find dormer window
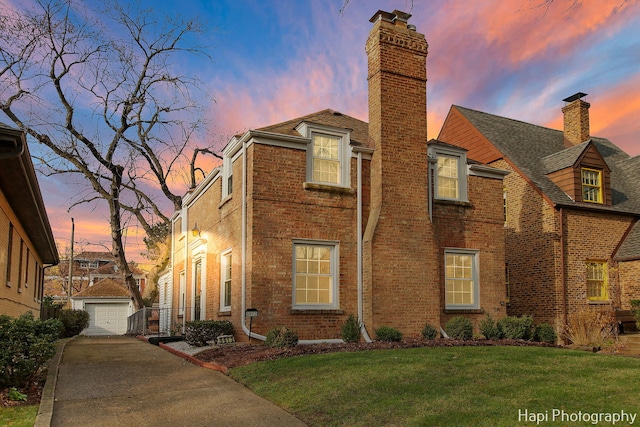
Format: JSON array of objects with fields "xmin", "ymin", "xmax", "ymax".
[
  {"xmin": 581, "ymin": 168, "xmax": 602, "ymax": 204},
  {"xmin": 312, "ymin": 134, "xmax": 341, "ymax": 184},
  {"xmin": 296, "ymin": 121, "xmax": 352, "ymax": 189},
  {"xmin": 429, "ymin": 143, "xmax": 468, "ymax": 202}
]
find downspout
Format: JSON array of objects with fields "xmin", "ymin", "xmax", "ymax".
[
  {"xmin": 357, "ymin": 151, "xmax": 373, "ymax": 342},
  {"xmin": 240, "ymin": 138, "xmax": 266, "ymax": 341}
]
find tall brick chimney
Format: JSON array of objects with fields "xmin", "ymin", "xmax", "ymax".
[
  {"xmin": 562, "ymin": 92, "xmax": 590, "ymax": 147},
  {"xmin": 363, "ymin": 10, "xmax": 439, "ymax": 334}
]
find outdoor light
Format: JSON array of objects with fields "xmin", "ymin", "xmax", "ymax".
[{"xmin": 191, "ymin": 223, "xmax": 200, "ymax": 237}]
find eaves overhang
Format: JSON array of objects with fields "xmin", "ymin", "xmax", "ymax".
[{"xmin": 0, "ymin": 125, "xmax": 59, "ymax": 265}]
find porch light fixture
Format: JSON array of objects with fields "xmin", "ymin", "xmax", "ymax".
[{"xmin": 191, "ymin": 223, "xmax": 200, "ymax": 237}]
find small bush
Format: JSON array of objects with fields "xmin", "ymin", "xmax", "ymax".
[
  {"xmin": 445, "ymin": 316, "xmax": 473, "ymax": 340},
  {"xmin": 375, "ymin": 326, "xmax": 403, "ymax": 342},
  {"xmin": 265, "ymin": 326, "xmax": 299, "ymax": 348},
  {"xmin": 0, "ymin": 312, "xmax": 63, "ymax": 389},
  {"xmin": 534, "ymin": 323, "xmax": 557, "ymax": 344},
  {"xmin": 480, "ymin": 314, "xmax": 503, "ymax": 340},
  {"xmin": 341, "ymin": 314, "xmax": 361, "ymax": 343},
  {"xmin": 421, "ymin": 323, "xmax": 438, "ymax": 340},
  {"xmin": 498, "ymin": 315, "xmax": 534, "ymax": 340},
  {"xmin": 185, "ymin": 320, "xmax": 235, "ymax": 346},
  {"xmin": 57, "ymin": 309, "xmax": 90, "ymax": 337}
]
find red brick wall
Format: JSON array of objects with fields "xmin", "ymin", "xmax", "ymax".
[
  {"xmin": 364, "ymin": 14, "xmax": 440, "ymax": 337},
  {"xmin": 619, "ymin": 260, "xmax": 640, "ymax": 309},
  {"xmin": 434, "ymin": 174, "xmax": 507, "ymax": 330}
]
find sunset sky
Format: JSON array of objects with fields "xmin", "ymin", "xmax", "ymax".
[{"xmin": 2, "ymin": 0, "xmax": 640, "ymax": 261}]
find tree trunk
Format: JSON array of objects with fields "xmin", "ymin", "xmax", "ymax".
[{"xmin": 109, "ymin": 168, "xmax": 144, "ymax": 309}]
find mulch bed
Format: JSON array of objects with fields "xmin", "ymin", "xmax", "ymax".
[
  {"xmin": 194, "ymin": 338, "xmax": 560, "ymax": 369},
  {"xmin": 0, "ymin": 374, "xmax": 45, "ymax": 408}
]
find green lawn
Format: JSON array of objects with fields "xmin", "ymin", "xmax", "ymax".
[
  {"xmin": 229, "ymin": 346, "xmax": 640, "ymax": 426},
  {"xmin": 0, "ymin": 405, "xmax": 38, "ymax": 427}
]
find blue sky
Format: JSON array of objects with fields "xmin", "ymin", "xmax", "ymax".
[{"xmin": 2, "ymin": 0, "xmax": 640, "ymax": 258}]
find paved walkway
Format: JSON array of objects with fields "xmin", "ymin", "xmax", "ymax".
[{"xmin": 37, "ymin": 336, "xmax": 306, "ymax": 427}]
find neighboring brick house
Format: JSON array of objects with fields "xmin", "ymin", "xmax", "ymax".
[
  {"xmin": 438, "ymin": 93, "xmax": 640, "ymax": 334},
  {"xmin": 0, "ymin": 123, "xmax": 59, "ymax": 317},
  {"xmin": 164, "ymin": 10, "xmax": 508, "ymax": 342}
]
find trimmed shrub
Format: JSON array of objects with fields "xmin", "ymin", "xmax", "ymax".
[
  {"xmin": 0, "ymin": 313, "xmax": 63, "ymax": 389},
  {"xmin": 534, "ymin": 323, "xmax": 557, "ymax": 344},
  {"xmin": 445, "ymin": 316, "xmax": 473, "ymax": 340},
  {"xmin": 421, "ymin": 323, "xmax": 438, "ymax": 340},
  {"xmin": 631, "ymin": 300, "xmax": 640, "ymax": 330},
  {"xmin": 479, "ymin": 314, "xmax": 503, "ymax": 340},
  {"xmin": 375, "ymin": 326, "xmax": 403, "ymax": 342},
  {"xmin": 265, "ymin": 326, "xmax": 299, "ymax": 348},
  {"xmin": 185, "ymin": 320, "xmax": 234, "ymax": 346},
  {"xmin": 341, "ymin": 314, "xmax": 361, "ymax": 343},
  {"xmin": 58, "ymin": 309, "xmax": 90, "ymax": 337},
  {"xmin": 498, "ymin": 315, "xmax": 534, "ymax": 340}
]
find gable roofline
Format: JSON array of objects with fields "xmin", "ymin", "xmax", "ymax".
[{"xmin": 450, "ymin": 105, "xmax": 640, "ymax": 215}]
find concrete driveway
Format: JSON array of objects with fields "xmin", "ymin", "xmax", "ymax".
[{"xmin": 38, "ymin": 336, "xmax": 306, "ymax": 427}]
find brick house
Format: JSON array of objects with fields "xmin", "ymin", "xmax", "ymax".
[
  {"xmin": 438, "ymin": 93, "xmax": 640, "ymax": 334},
  {"xmin": 164, "ymin": 10, "xmax": 508, "ymax": 342},
  {"xmin": 0, "ymin": 123, "xmax": 59, "ymax": 317}
]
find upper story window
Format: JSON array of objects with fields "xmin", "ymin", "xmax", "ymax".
[
  {"xmin": 222, "ymin": 155, "xmax": 233, "ymax": 198},
  {"xmin": 429, "ymin": 144, "xmax": 468, "ymax": 202},
  {"xmin": 79, "ymin": 261, "xmax": 100, "ymax": 269},
  {"xmin": 296, "ymin": 122, "xmax": 351, "ymax": 189},
  {"xmin": 581, "ymin": 168, "xmax": 602, "ymax": 204},
  {"xmin": 586, "ymin": 261, "xmax": 608, "ymax": 301},
  {"xmin": 312, "ymin": 134, "xmax": 341, "ymax": 184},
  {"xmin": 437, "ymin": 155, "xmax": 460, "ymax": 199}
]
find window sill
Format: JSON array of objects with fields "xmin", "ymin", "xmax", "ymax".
[
  {"xmin": 444, "ymin": 308, "xmax": 483, "ymax": 314},
  {"xmin": 217, "ymin": 310, "xmax": 231, "ymax": 317},
  {"xmin": 588, "ymin": 300, "xmax": 611, "ymax": 305},
  {"xmin": 434, "ymin": 199, "xmax": 472, "ymax": 208},
  {"xmin": 303, "ymin": 182, "xmax": 354, "ymax": 194},
  {"xmin": 290, "ymin": 308, "xmax": 344, "ymax": 315},
  {"xmin": 219, "ymin": 194, "xmax": 233, "ymax": 208}
]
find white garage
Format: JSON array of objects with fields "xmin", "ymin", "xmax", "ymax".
[{"xmin": 71, "ymin": 279, "xmax": 133, "ymax": 336}]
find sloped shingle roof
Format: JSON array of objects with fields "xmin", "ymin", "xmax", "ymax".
[
  {"xmin": 455, "ymin": 105, "xmax": 640, "ymax": 214},
  {"xmin": 72, "ymin": 278, "xmax": 129, "ymax": 298},
  {"xmin": 257, "ymin": 109, "xmax": 372, "ymax": 148}
]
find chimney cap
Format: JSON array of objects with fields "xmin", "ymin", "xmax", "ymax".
[
  {"xmin": 369, "ymin": 9, "xmax": 412, "ymax": 24},
  {"xmin": 562, "ymin": 92, "xmax": 588, "ymax": 103}
]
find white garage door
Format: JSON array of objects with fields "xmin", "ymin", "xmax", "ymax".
[{"xmin": 85, "ymin": 303, "xmax": 129, "ymax": 336}]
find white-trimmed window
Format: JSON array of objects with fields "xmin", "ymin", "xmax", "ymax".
[
  {"xmin": 178, "ymin": 271, "xmax": 186, "ymax": 317},
  {"xmin": 297, "ymin": 122, "xmax": 351, "ymax": 188},
  {"xmin": 293, "ymin": 240, "xmax": 339, "ymax": 309},
  {"xmin": 222, "ymin": 155, "xmax": 233, "ymax": 197},
  {"xmin": 429, "ymin": 145, "xmax": 468, "ymax": 202},
  {"xmin": 445, "ymin": 249, "xmax": 479, "ymax": 309},
  {"xmin": 220, "ymin": 250, "xmax": 232, "ymax": 311}
]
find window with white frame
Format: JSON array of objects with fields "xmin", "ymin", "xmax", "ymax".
[
  {"xmin": 293, "ymin": 240, "xmax": 339, "ymax": 309},
  {"xmin": 178, "ymin": 271, "xmax": 186, "ymax": 317},
  {"xmin": 429, "ymin": 145, "xmax": 468, "ymax": 202},
  {"xmin": 297, "ymin": 122, "xmax": 351, "ymax": 188},
  {"xmin": 222, "ymin": 155, "xmax": 233, "ymax": 197},
  {"xmin": 445, "ymin": 249, "xmax": 479, "ymax": 309},
  {"xmin": 220, "ymin": 250, "xmax": 232, "ymax": 311}
]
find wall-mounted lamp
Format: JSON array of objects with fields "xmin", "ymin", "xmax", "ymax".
[{"xmin": 191, "ymin": 223, "xmax": 200, "ymax": 237}]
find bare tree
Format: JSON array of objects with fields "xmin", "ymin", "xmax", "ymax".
[{"xmin": 0, "ymin": 0, "xmax": 218, "ymax": 308}]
